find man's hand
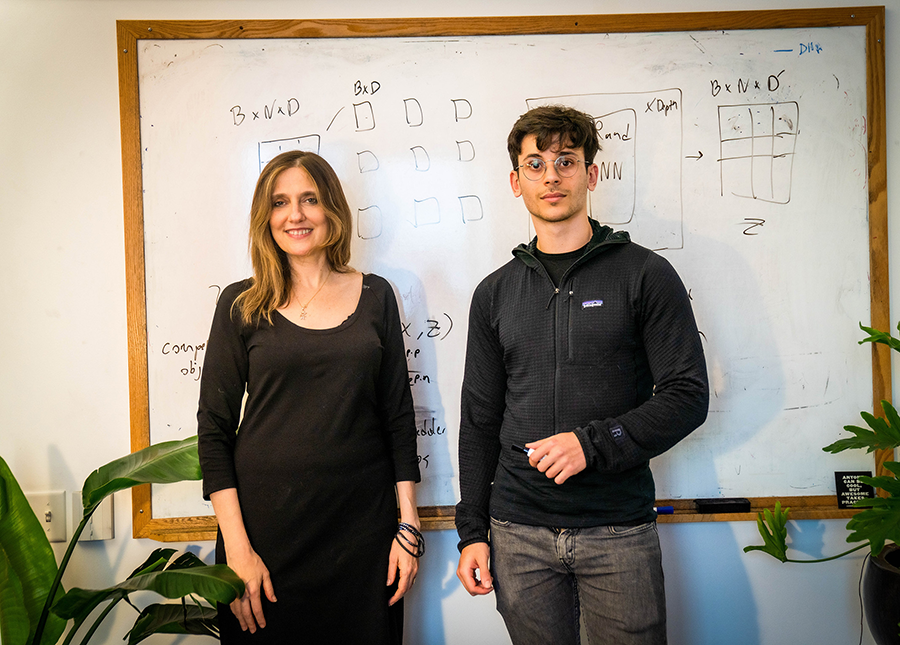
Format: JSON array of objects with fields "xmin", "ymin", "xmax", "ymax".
[
  {"xmin": 456, "ymin": 542, "xmax": 493, "ymax": 596},
  {"xmin": 526, "ymin": 432, "xmax": 587, "ymax": 484}
]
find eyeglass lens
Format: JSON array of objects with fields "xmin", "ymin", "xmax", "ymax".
[{"xmin": 520, "ymin": 155, "xmax": 583, "ymax": 180}]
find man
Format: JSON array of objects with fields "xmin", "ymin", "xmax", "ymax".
[{"xmin": 455, "ymin": 105, "xmax": 709, "ymax": 645}]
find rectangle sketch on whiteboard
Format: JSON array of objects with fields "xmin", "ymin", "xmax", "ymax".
[{"xmin": 718, "ymin": 101, "xmax": 799, "ymax": 203}]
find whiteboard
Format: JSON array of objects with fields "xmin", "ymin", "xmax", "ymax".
[{"xmin": 117, "ymin": 12, "xmax": 888, "ymax": 536}]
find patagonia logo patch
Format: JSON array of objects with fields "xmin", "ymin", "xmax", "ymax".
[{"xmin": 582, "ymin": 299, "xmax": 604, "ymax": 309}]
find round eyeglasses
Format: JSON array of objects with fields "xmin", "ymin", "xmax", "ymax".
[{"xmin": 515, "ymin": 154, "xmax": 589, "ymax": 181}]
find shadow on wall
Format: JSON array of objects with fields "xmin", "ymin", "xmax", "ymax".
[
  {"xmin": 403, "ymin": 529, "xmax": 456, "ymax": 645},
  {"xmin": 404, "ymin": 529, "xmax": 512, "ymax": 645},
  {"xmin": 661, "ymin": 522, "xmax": 759, "ymax": 645}
]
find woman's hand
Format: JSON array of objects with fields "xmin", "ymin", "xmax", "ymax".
[
  {"xmin": 210, "ymin": 488, "xmax": 277, "ymax": 633},
  {"xmin": 387, "ymin": 530, "xmax": 419, "ymax": 606},
  {"xmin": 226, "ymin": 544, "xmax": 277, "ymax": 632},
  {"xmin": 389, "ymin": 481, "xmax": 421, "ymax": 606}
]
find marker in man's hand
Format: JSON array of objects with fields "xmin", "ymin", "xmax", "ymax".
[{"xmin": 511, "ymin": 444, "xmax": 535, "ymax": 457}]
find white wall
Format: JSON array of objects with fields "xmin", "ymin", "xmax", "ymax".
[{"xmin": 0, "ymin": 1, "xmax": 896, "ymax": 644}]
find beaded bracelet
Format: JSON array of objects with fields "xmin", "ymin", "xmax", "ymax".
[{"xmin": 395, "ymin": 522, "xmax": 426, "ymax": 558}]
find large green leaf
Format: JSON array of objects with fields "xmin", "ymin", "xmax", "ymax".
[
  {"xmin": 52, "ymin": 586, "xmax": 126, "ymax": 622},
  {"xmin": 0, "ymin": 546, "xmax": 30, "ymax": 645},
  {"xmin": 53, "ymin": 550, "xmax": 242, "ymax": 620},
  {"xmin": 123, "ymin": 563, "xmax": 243, "ymax": 605},
  {"xmin": 743, "ymin": 502, "xmax": 790, "ymax": 562},
  {"xmin": 126, "ymin": 548, "xmax": 178, "ymax": 579},
  {"xmin": 49, "ymin": 550, "xmax": 209, "ymax": 643},
  {"xmin": 845, "ymin": 495, "xmax": 900, "ymax": 555},
  {"xmin": 823, "ymin": 401, "xmax": 900, "ymax": 454},
  {"xmin": 859, "ymin": 322, "xmax": 900, "ymax": 353},
  {"xmin": 0, "ymin": 456, "xmax": 66, "ymax": 645},
  {"xmin": 859, "ymin": 464, "xmax": 900, "ymax": 498},
  {"xmin": 81, "ymin": 436, "xmax": 201, "ymax": 514},
  {"xmin": 126, "ymin": 602, "xmax": 218, "ymax": 645},
  {"xmin": 52, "ymin": 586, "xmax": 127, "ymax": 637}
]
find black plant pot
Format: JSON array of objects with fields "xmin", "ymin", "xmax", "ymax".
[{"xmin": 863, "ymin": 543, "xmax": 900, "ymax": 645}]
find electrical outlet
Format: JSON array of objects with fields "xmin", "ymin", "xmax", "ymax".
[
  {"xmin": 25, "ymin": 491, "xmax": 67, "ymax": 543},
  {"xmin": 72, "ymin": 492, "xmax": 114, "ymax": 541}
]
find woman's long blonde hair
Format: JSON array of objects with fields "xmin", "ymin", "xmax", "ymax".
[{"xmin": 234, "ymin": 151, "xmax": 353, "ymax": 326}]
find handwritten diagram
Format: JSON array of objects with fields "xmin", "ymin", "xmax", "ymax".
[
  {"xmin": 257, "ymin": 94, "xmax": 486, "ymax": 236},
  {"xmin": 258, "ymin": 134, "xmax": 321, "ymax": 170},
  {"xmin": 135, "ymin": 28, "xmax": 872, "ymax": 515},
  {"xmin": 718, "ymin": 102, "xmax": 799, "ymax": 204}
]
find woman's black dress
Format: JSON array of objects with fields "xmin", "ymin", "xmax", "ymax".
[{"xmin": 197, "ymin": 274, "xmax": 420, "ymax": 644}]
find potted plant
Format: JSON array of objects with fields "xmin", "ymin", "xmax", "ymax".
[
  {"xmin": 744, "ymin": 324, "xmax": 900, "ymax": 644},
  {"xmin": 0, "ymin": 435, "xmax": 243, "ymax": 645}
]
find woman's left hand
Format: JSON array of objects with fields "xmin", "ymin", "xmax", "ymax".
[
  {"xmin": 386, "ymin": 533, "xmax": 419, "ymax": 606},
  {"xmin": 389, "ymin": 482, "xmax": 420, "ymax": 606}
]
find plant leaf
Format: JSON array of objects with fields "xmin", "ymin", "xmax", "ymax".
[
  {"xmin": 49, "ymin": 588, "xmax": 128, "ymax": 645},
  {"xmin": 126, "ymin": 603, "xmax": 218, "ymax": 645},
  {"xmin": 845, "ymin": 496, "xmax": 900, "ymax": 555},
  {"xmin": 51, "ymin": 586, "xmax": 127, "ymax": 622},
  {"xmin": 81, "ymin": 435, "xmax": 201, "ymax": 514},
  {"xmin": 53, "ymin": 560, "xmax": 242, "ymax": 621},
  {"xmin": 124, "ymin": 564, "xmax": 244, "ymax": 605},
  {"xmin": 0, "ymin": 456, "xmax": 66, "ymax": 645},
  {"xmin": 168, "ymin": 551, "xmax": 207, "ymax": 570},
  {"xmin": 127, "ymin": 548, "xmax": 178, "ymax": 579},
  {"xmin": 883, "ymin": 461, "xmax": 900, "ymax": 477},
  {"xmin": 859, "ymin": 473, "xmax": 900, "ymax": 497},
  {"xmin": 823, "ymin": 402, "xmax": 900, "ymax": 454},
  {"xmin": 881, "ymin": 402, "xmax": 900, "ymax": 440},
  {"xmin": 859, "ymin": 323, "xmax": 900, "ymax": 352},
  {"xmin": 0, "ymin": 545, "xmax": 29, "ymax": 645},
  {"xmin": 51, "ymin": 550, "xmax": 170, "ymax": 623},
  {"xmin": 128, "ymin": 549, "xmax": 216, "ymax": 578},
  {"xmin": 822, "ymin": 424, "xmax": 880, "ymax": 454},
  {"xmin": 743, "ymin": 501, "xmax": 790, "ymax": 562}
]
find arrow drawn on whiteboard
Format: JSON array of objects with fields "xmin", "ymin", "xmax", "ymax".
[{"xmin": 685, "ymin": 151, "xmax": 703, "ymax": 160}]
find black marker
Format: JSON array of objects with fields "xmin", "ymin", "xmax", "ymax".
[{"xmin": 511, "ymin": 444, "xmax": 535, "ymax": 457}]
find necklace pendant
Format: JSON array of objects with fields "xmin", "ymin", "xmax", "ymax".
[{"xmin": 294, "ymin": 270, "xmax": 330, "ymax": 322}]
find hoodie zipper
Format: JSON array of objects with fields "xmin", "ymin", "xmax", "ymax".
[
  {"xmin": 513, "ymin": 228, "xmax": 627, "ymax": 434},
  {"xmin": 565, "ymin": 278, "xmax": 576, "ymax": 362}
]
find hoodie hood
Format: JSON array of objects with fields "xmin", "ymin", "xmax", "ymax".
[{"xmin": 512, "ymin": 218, "xmax": 631, "ymax": 272}]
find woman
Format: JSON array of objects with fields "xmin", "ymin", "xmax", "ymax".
[{"xmin": 197, "ymin": 150, "xmax": 422, "ymax": 644}]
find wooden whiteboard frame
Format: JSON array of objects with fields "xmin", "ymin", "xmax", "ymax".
[{"xmin": 117, "ymin": 7, "xmax": 888, "ymax": 541}]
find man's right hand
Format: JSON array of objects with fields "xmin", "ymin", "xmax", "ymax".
[{"xmin": 456, "ymin": 542, "xmax": 494, "ymax": 596}]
